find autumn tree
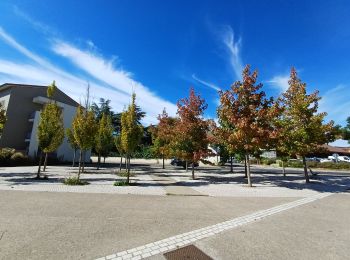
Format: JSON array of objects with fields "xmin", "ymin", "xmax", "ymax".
[
  {"xmin": 66, "ymin": 127, "xmax": 79, "ymax": 167},
  {"xmin": 36, "ymin": 81, "xmax": 65, "ymax": 177},
  {"xmin": 0, "ymin": 102, "xmax": 6, "ymax": 135},
  {"xmin": 120, "ymin": 93, "xmax": 143, "ymax": 184},
  {"xmin": 95, "ymin": 113, "xmax": 114, "ymax": 169},
  {"xmin": 216, "ymin": 65, "xmax": 279, "ymax": 187},
  {"xmin": 172, "ymin": 88, "xmax": 211, "ymax": 179},
  {"xmin": 277, "ymin": 68, "xmax": 335, "ymax": 183},
  {"xmin": 150, "ymin": 109, "xmax": 177, "ymax": 169},
  {"xmin": 72, "ymin": 106, "xmax": 97, "ymax": 179}
]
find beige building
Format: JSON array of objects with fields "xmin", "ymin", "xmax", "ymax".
[{"xmin": 0, "ymin": 83, "xmax": 90, "ymax": 162}]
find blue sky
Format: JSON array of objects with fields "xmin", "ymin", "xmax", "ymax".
[{"xmin": 0, "ymin": 0, "xmax": 349, "ymax": 125}]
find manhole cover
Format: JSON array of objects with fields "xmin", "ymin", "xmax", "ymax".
[{"xmin": 164, "ymin": 245, "xmax": 213, "ymax": 260}]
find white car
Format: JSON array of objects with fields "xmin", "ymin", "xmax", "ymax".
[
  {"xmin": 338, "ymin": 156, "xmax": 350, "ymax": 163},
  {"xmin": 320, "ymin": 158, "xmax": 334, "ymax": 163}
]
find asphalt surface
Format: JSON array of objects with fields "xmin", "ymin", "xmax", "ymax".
[
  {"xmin": 192, "ymin": 193, "xmax": 350, "ymax": 260},
  {"xmin": 0, "ymin": 190, "xmax": 295, "ymax": 260}
]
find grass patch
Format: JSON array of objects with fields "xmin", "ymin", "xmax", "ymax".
[
  {"xmin": 113, "ymin": 180, "xmax": 129, "ymax": 186},
  {"xmin": 63, "ymin": 177, "xmax": 89, "ymax": 186},
  {"xmin": 116, "ymin": 170, "xmax": 135, "ymax": 177}
]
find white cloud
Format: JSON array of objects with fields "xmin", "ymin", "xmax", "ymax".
[
  {"xmin": 220, "ymin": 25, "xmax": 243, "ymax": 80},
  {"xmin": 191, "ymin": 74, "xmax": 221, "ymax": 91},
  {"xmin": 51, "ymin": 41, "xmax": 177, "ymax": 123},
  {"xmin": 0, "ymin": 27, "xmax": 177, "ymax": 125},
  {"xmin": 318, "ymin": 84, "xmax": 350, "ymax": 125},
  {"xmin": 267, "ymin": 74, "xmax": 290, "ymax": 92}
]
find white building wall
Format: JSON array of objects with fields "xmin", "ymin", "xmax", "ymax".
[{"xmin": 28, "ymin": 97, "xmax": 91, "ymax": 162}]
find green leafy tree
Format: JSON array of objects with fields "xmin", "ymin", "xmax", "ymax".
[
  {"xmin": 120, "ymin": 93, "xmax": 143, "ymax": 183},
  {"xmin": 114, "ymin": 135, "xmax": 124, "ymax": 171},
  {"xmin": 72, "ymin": 106, "xmax": 98, "ymax": 179},
  {"xmin": 0, "ymin": 102, "xmax": 7, "ymax": 135},
  {"xmin": 36, "ymin": 81, "xmax": 64, "ymax": 177},
  {"xmin": 172, "ymin": 88, "xmax": 211, "ymax": 179},
  {"xmin": 66, "ymin": 127, "xmax": 79, "ymax": 167},
  {"xmin": 216, "ymin": 65, "xmax": 280, "ymax": 187},
  {"xmin": 277, "ymin": 68, "xmax": 335, "ymax": 183},
  {"xmin": 95, "ymin": 113, "xmax": 114, "ymax": 169}
]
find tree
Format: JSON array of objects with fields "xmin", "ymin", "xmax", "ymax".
[
  {"xmin": 120, "ymin": 93, "xmax": 143, "ymax": 184},
  {"xmin": 114, "ymin": 135, "xmax": 124, "ymax": 171},
  {"xmin": 172, "ymin": 88, "xmax": 211, "ymax": 179},
  {"xmin": 341, "ymin": 117, "xmax": 350, "ymax": 143},
  {"xmin": 0, "ymin": 102, "xmax": 7, "ymax": 135},
  {"xmin": 95, "ymin": 113, "xmax": 114, "ymax": 169},
  {"xmin": 277, "ymin": 68, "xmax": 335, "ymax": 183},
  {"xmin": 150, "ymin": 109, "xmax": 177, "ymax": 169},
  {"xmin": 216, "ymin": 65, "xmax": 279, "ymax": 187},
  {"xmin": 36, "ymin": 81, "xmax": 65, "ymax": 177},
  {"xmin": 66, "ymin": 127, "xmax": 79, "ymax": 167},
  {"xmin": 72, "ymin": 106, "xmax": 97, "ymax": 179}
]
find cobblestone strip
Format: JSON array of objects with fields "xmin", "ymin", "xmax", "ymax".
[{"xmin": 96, "ymin": 192, "xmax": 331, "ymax": 260}]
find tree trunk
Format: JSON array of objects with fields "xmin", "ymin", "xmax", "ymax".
[
  {"xmin": 78, "ymin": 150, "xmax": 83, "ymax": 180},
  {"xmin": 246, "ymin": 154, "xmax": 252, "ymax": 187},
  {"xmin": 103, "ymin": 157, "xmax": 106, "ymax": 164},
  {"xmin": 119, "ymin": 156, "xmax": 123, "ymax": 171},
  {"xmin": 125, "ymin": 156, "xmax": 128, "ymax": 170},
  {"xmin": 302, "ymin": 156, "xmax": 310, "ymax": 183},
  {"xmin": 191, "ymin": 162, "xmax": 195, "ymax": 180},
  {"xmin": 185, "ymin": 160, "xmax": 188, "ymax": 172},
  {"xmin": 230, "ymin": 156, "xmax": 233, "ymax": 173},
  {"xmin": 282, "ymin": 160, "xmax": 286, "ymax": 177},
  {"xmin": 97, "ymin": 154, "xmax": 101, "ymax": 170},
  {"xmin": 126, "ymin": 156, "xmax": 130, "ymax": 184},
  {"xmin": 72, "ymin": 149, "xmax": 76, "ymax": 167},
  {"xmin": 43, "ymin": 152, "xmax": 48, "ymax": 172},
  {"xmin": 37, "ymin": 151, "xmax": 43, "ymax": 178},
  {"xmin": 162, "ymin": 154, "xmax": 165, "ymax": 169},
  {"xmin": 244, "ymin": 157, "xmax": 248, "ymax": 178},
  {"xmin": 82, "ymin": 151, "xmax": 85, "ymax": 173}
]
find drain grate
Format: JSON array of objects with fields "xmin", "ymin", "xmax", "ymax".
[{"xmin": 164, "ymin": 245, "xmax": 213, "ymax": 260}]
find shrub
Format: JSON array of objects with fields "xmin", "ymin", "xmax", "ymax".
[
  {"xmin": 113, "ymin": 180, "xmax": 129, "ymax": 186},
  {"xmin": 63, "ymin": 177, "xmax": 89, "ymax": 185},
  {"xmin": 261, "ymin": 158, "xmax": 276, "ymax": 165},
  {"xmin": 278, "ymin": 160, "xmax": 350, "ymax": 170},
  {"xmin": 0, "ymin": 148, "xmax": 16, "ymax": 160}
]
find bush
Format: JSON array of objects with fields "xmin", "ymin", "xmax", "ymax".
[
  {"xmin": 113, "ymin": 180, "xmax": 129, "ymax": 186},
  {"xmin": 278, "ymin": 160, "xmax": 350, "ymax": 170},
  {"xmin": 63, "ymin": 177, "xmax": 89, "ymax": 185},
  {"xmin": 133, "ymin": 146, "xmax": 155, "ymax": 159},
  {"xmin": 0, "ymin": 148, "xmax": 33, "ymax": 166},
  {"xmin": 261, "ymin": 158, "xmax": 276, "ymax": 165}
]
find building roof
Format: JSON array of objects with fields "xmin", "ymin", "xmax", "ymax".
[
  {"xmin": 0, "ymin": 83, "xmax": 80, "ymax": 107},
  {"xmin": 321, "ymin": 144, "xmax": 350, "ymax": 155}
]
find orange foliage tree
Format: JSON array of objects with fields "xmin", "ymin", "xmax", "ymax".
[{"xmin": 216, "ymin": 65, "xmax": 280, "ymax": 187}]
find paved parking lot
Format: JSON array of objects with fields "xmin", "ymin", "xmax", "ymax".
[{"xmin": 0, "ymin": 159, "xmax": 349, "ymax": 260}]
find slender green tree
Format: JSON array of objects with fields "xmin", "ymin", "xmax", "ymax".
[
  {"xmin": 277, "ymin": 68, "xmax": 335, "ymax": 183},
  {"xmin": 95, "ymin": 113, "xmax": 114, "ymax": 169},
  {"xmin": 66, "ymin": 127, "xmax": 79, "ymax": 167},
  {"xmin": 114, "ymin": 135, "xmax": 124, "ymax": 171},
  {"xmin": 36, "ymin": 81, "xmax": 65, "ymax": 177},
  {"xmin": 120, "ymin": 93, "xmax": 143, "ymax": 184},
  {"xmin": 72, "ymin": 106, "xmax": 97, "ymax": 179}
]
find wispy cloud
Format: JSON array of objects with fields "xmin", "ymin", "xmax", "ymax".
[
  {"xmin": 267, "ymin": 74, "xmax": 290, "ymax": 92},
  {"xmin": 318, "ymin": 84, "xmax": 350, "ymax": 125},
  {"xmin": 191, "ymin": 74, "xmax": 221, "ymax": 91},
  {"xmin": 0, "ymin": 27, "xmax": 176, "ymax": 124},
  {"xmin": 220, "ymin": 25, "xmax": 243, "ymax": 80},
  {"xmin": 51, "ymin": 41, "xmax": 177, "ymax": 122}
]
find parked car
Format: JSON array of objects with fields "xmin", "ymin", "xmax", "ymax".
[
  {"xmin": 306, "ymin": 157, "xmax": 321, "ymax": 162},
  {"xmin": 320, "ymin": 158, "xmax": 334, "ymax": 163},
  {"xmin": 170, "ymin": 158, "xmax": 199, "ymax": 168},
  {"xmin": 338, "ymin": 156, "xmax": 350, "ymax": 163}
]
